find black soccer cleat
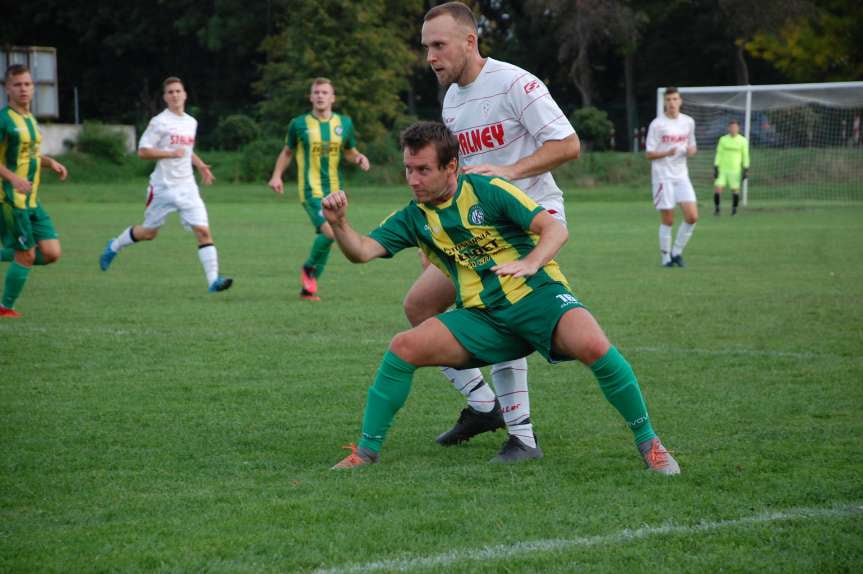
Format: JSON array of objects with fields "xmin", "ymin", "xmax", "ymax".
[
  {"xmin": 670, "ymin": 254, "xmax": 686, "ymax": 267},
  {"xmin": 436, "ymin": 401, "xmax": 505, "ymax": 446},
  {"xmin": 490, "ymin": 433, "xmax": 544, "ymax": 463}
]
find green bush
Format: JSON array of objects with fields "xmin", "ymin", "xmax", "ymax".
[
  {"xmin": 76, "ymin": 122, "xmax": 129, "ymax": 164},
  {"xmin": 215, "ymin": 114, "xmax": 260, "ymax": 150},
  {"xmin": 238, "ymin": 137, "xmax": 284, "ymax": 182},
  {"xmin": 570, "ymin": 107, "xmax": 614, "ymax": 151}
]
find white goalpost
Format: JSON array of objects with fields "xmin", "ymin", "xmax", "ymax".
[{"xmin": 656, "ymin": 82, "xmax": 863, "ymax": 204}]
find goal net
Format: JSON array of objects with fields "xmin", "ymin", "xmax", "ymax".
[{"xmin": 657, "ymin": 82, "xmax": 863, "ymax": 203}]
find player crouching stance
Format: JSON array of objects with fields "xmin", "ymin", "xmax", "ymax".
[
  {"xmin": 99, "ymin": 77, "xmax": 232, "ymax": 293},
  {"xmin": 325, "ymin": 121, "xmax": 679, "ymax": 474}
]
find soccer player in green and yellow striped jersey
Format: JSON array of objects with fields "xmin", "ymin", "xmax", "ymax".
[
  {"xmin": 713, "ymin": 119, "xmax": 750, "ymax": 215},
  {"xmin": 268, "ymin": 78, "xmax": 370, "ymax": 301},
  {"xmin": 0, "ymin": 65, "xmax": 69, "ymax": 318},
  {"xmin": 325, "ymin": 121, "xmax": 680, "ymax": 474}
]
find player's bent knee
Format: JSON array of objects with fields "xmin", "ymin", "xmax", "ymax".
[
  {"xmin": 580, "ymin": 337, "xmax": 611, "ymax": 365},
  {"xmin": 389, "ymin": 331, "xmax": 423, "ymax": 365},
  {"xmin": 403, "ymin": 294, "xmax": 437, "ymax": 327}
]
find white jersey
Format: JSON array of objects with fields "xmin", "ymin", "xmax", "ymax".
[
  {"xmin": 441, "ymin": 58, "xmax": 575, "ymax": 209},
  {"xmin": 138, "ymin": 109, "xmax": 198, "ymax": 188},
  {"xmin": 646, "ymin": 112, "xmax": 696, "ymax": 182}
]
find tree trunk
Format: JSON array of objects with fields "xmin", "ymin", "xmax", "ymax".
[
  {"xmin": 624, "ymin": 51, "xmax": 636, "ymax": 152},
  {"xmin": 735, "ymin": 43, "xmax": 750, "ymax": 85}
]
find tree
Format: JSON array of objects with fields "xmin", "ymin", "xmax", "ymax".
[
  {"xmin": 743, "ymin": 0, "xmax": 863, "ymax": 82},
  {"xmin": 256, "ymin": 0, "xmax": 423, "ymax": 143},
  {"xmin": 524, "ymin": 0, "xmax": 641, "ymax": 108},
  {"xmin": 718, "ymin": 0, "xmax": 812, "ymax": 85}
]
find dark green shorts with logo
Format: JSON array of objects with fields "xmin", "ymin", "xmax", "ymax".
[
  {"xmin": 436, "ymin": 282, "xmax": 585, "ymax": 367},
  {"xmin": 0, "ymin": 202, "xmax": 58, "ymax": 251},
  {"xmin": 302, "ymin": 197, "xmax": 326, "ymax": 232}
]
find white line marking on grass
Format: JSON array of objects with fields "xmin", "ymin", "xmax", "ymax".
[{"xmin": 314, "ymin": 504, "xmax": 863, "ymax": 574}]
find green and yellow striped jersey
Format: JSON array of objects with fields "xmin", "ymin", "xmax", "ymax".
[
  {"xmin": 286, "ymin": 112, "xmax": 356, "ymax": 201},
  {"xmin": 369, "ymin": 174, "xmax": 569, "ymax": 310},
  {"xmin": 714, "ymin": 133, "xmax": 749, "ymax": 173},
  {"xmin": 0, "ymin": 106, "xmax": 41, "ymax": 208}
]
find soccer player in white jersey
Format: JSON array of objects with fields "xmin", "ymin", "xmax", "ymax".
[
  {"xmin": 410, "ymin": 1, "xmax": 581, "ymax": 462},
  {"xmin": 99, "ymin": 77, "xmax": 232, "ymax": 292},
  {"xmin": 645, "ymin": 87, "xmax": 698, "ymax": 267}
]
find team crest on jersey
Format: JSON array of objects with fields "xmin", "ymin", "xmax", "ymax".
[
  {"xmin": 467, "ymin": 205, "xmax": 486, "ymax": 226},
  {"xmin": 335, "ymin": 126, "xmax": 343, "ymax": 136}
]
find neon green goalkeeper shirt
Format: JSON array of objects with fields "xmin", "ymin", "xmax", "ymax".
[{"xmin": 714, "ymin": 134, "xmax": 750, "ymax": 174}]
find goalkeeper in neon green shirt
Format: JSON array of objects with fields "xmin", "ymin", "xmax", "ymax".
[{"xmin": 713, "ymin": 119, "xmax": 749, "ymax": 215}]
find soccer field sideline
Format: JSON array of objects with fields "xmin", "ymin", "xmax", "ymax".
[{"xmin": 2, "ymin": 186, "xmax": 862, "ymax": 572}]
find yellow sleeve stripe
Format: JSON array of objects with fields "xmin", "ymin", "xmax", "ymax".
[{"xmin": 489, "ymin": 177, "xmax": 540, "ymax": 211}]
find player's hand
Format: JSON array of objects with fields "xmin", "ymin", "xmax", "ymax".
[
  {"xmin": 47, "ymin": 158, "xmax": 68, "ymax": 181},
  {"xmin": 322, "ymin": 190, "xmax": 348, "ymax": 224},
  {"xmin": 172, "ymin": 148, "xmax": 186, "ymax": 158},
  {"xmin": 713, "ymin": 166, "xmax": 719, "ymax": 179},
  {"xmin": 461, "ymin": 163, "xmax": 516, "ymax": 180},
  {"xmin": 198, "ymin": 163, "xmax": 215, "ymax": 185},
  {"xmin": 354, "ymin": 153, "xmax": 370, "ymax": 172},
  {"xmin": 9, "ymin": 173, "xmax": 32, "ymax": 193},
  {"xmin": 268, "ymin": 176, "xmax": 284, "ymax": 195},
  {"xmin": 742, "ymin": 168, "xmax": 749, "ymax": 180},
  {"xmin": 491, "ymin": 259, "xmax": 539, "ymax": 278}
]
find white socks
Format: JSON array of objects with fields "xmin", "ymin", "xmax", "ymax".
[
  {"xmin": 197, "ymin": 244, "xmax": 219, "ymax": 285},
  {"xmin": 659, "ymin": 224, "xmax": 672, "ymax": 264},
  {"xmin": 110, "ymin": 226, "xmax": 136, "ymax": 253},
  {"xmin": 672, "ymin": 222, "xmax": 696, "ymax": 257},
  {"xmin": 441, "ymin": 367, "xmax": 496, "ymax": 413},
  {"xmin": 491, "ymin": 358, "xmax": 535, "ymax": 448}
]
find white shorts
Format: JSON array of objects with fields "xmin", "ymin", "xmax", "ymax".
[
  {"xmin": 142, "ymin": 183, "xmax": 209, "ymax": 230},
  {"xmin": 537, "ymin": 197, "xmax": 567, "ymax": 223},
  {"xmin": 652, "ymin": 178, "xmax": 696, "ymax": 211}
]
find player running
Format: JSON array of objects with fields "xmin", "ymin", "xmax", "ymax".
[
  {"xmin": 99, "ymin": 77, "xmax": 232, "ymax": 293},
  {"xmin": 0, "ymin": 65, "xmax": 69, "ymax": 318},
  {"xmin": 326, "ymin": 121, "xmax": 680, "ymax": 475},
  {"xmin": 646, "ymin": 87, "xmax": 698, "ymax": 267},
  {"xmin": 713, "ymin": 119, "xmax": 749, "ymax": 215},
  {"xmin": 409, "ymin": 1, "xmax": 581, "ymax": 461},
  {"xmin": 268, "ymin": 78, "xmax": 370, "ymax": 301}
]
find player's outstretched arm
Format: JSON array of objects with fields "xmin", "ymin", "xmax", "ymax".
[
  {"xmin": 0, "ymin": 164, "xmax": 32, "ymax": 192},
  {"xmin": 41, "ymin": 156, "xmax": 68, "ymax": 181},
  {"xmin": 138, "ymin": 147, "xmax": 184, "ymax": 160},
  {"xmin": 322, "ymin": 191, "xmax": 387, "ymax": 263},
  {"xmin": 491, "ymin": 210, "xmax": 568, "ymax": 277},
  {"xmin": 191, "ymin": 153, "xmax": 214, "ymax": 185},
  {"xmin": 462, "ymin": 134, "xmax": 580, "ymax": 181},
  {"xmin": 268, "ymin": 146, "xmax": 293, "ymax": 194},
  {"xmin": 343, "ymin": 148, "xmax": 370, "ymax": 172}
]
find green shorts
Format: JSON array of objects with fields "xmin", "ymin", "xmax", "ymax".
[
  {"xmin": 714, "ymin": 170, "xmax": 742, "ymax": 190},
  {"xmin": 302, "ymin": 197, "xmax": 326, "ymax": 233},
  {"xmin": 0, "ymin": 202, "xmax": 58, "ymax": 251},
  {"xmin": 437, "ymin": 282, "xmax": 585, "ymax": 368}
]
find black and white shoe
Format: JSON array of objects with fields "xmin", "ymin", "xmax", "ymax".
[{"xmin": 436, "ymin": 401, "xmax": 505, "ymax": 446}]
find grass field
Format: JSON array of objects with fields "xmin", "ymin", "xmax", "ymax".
[{"xmin": 2, "ymin": 182, "xmax": 862, "ymax": 572}]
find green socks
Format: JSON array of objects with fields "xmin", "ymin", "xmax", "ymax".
[
  {"xmin": 304, "ymin": 234, "xmax": 334, "ymax": 279},
  {"xmin": 358, "ymin": 351, "xmax": 417, "ymax": 453},
  {"xmin": 591, "ymin": 346, "xmax": 656, "ymax": 444},
  {"xmin": 2, "ymin": 261, "xmax": 31, "ymax": 309}
]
